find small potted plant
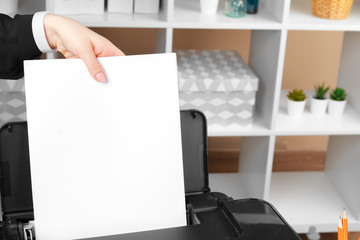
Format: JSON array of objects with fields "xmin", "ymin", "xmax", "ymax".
[
  {"xmin": 311, "ymin": 82, "xmax": 329, "ymax": 116},
  {"xmin": 287, "ymin": 89, "xmax": 307, "ymax": 117},
  {"xmin": 328, "ymin": 87, "xmax": 347, "ymax": 116}
]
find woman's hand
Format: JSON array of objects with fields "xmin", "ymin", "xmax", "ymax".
[{"xmin": 43, "ymin": 14, "xmax": 125, "ymax": 82}]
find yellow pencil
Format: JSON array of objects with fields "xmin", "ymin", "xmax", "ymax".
[
  {"xmin": 338, "ymin": 217, "xmax": 343, "ymax": 240},
  {"xmin": 342, "ymin": 209, "xmax": 348, "ymax": 240}
]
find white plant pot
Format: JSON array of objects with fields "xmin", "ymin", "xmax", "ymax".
[
  {"xmin": 310, "ymin": 97, "xmax": 328, "ymax": 116},
  {"xmin": 287, "ymin": 99, "xmax": 306, "ymax": 117},
  {"xmin": 0, "ymin": 0, "xmax": 18, "ymax": 14},
  {"xmin": 328, "ymin": 99, "xmax": 346, "ymax": 116},
  {"xmin": 200, "ymin": 0, "xmax": 219, "ymax": 14}
]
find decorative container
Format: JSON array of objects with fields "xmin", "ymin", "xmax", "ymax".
[
  {"xmin": 328, "ymin": 99, "xmax": 346, "ymax": 116},
  {"xmin": 247, "ymin": 0, "xmax": 258, "ymax": 14},
  {"xmin": 312, "ymin": 0, "xmax": 354, "ymax": 20},
  {"xmin": 310, "ymin": 97, "xmax": 328, "ymax": 116},
  {"xmin": 176, "ymin": 50, "xmax": 259, "ymax": 128},
  {"xmin": 200, "ymin": 0, "xmax": 219, "ymax": 14},
  {"xmin": 225, "ymin": 0, "xmax": 247, "ymax": 18},
  {"xmin": 287, "ymin": 99, "xmax": 306, "ymax": 117}
]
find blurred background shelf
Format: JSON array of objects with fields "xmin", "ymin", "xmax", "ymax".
[
  {"xmin": 172, "ymin": 0, "xmax": 282, "ymax": 29},
  {"xmin": 275, "ymin": 90, "xmax": 360, "ymax": 135},
  {"xmin": 8, "ymin": 0, "xmax": 360, "ymax": 234},
  {"xmin": 61, "ymin": 12, "xmax": 168, "ymax": 28},
  {"xmin": 269, "ymin": 171, "xmax": 360, "ymax": 233},
  {"xmin": 288, "ymin": 0, "xmax": 360, "ymax": 31}
]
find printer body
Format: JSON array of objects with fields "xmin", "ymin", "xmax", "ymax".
[{"xmin": 0, "ymin": 110, "xmax": 301, "ymax": 240}]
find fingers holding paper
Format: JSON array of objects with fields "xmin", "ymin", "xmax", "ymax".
[{"xmin": 43, "ymin": 14, "xmax": 125, "ymax": 82}]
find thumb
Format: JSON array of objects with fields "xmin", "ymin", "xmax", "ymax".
[{"xmin": 80, "ymin": 50, "xmax": 106, "ymax": 82}]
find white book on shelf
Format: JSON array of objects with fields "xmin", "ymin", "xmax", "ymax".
[
  {"xmin": 108, "ymin": 0, "xmax": 133, "ymax": 13},
  {"xmin": 79, "ymin": 0, "xmax": 105, "ymax": 14},
  {"xmin": 53, "ymin": 0, "xmax": 79, "ymax": 14},
  {"xmin": 134, "ymin": 0, "xmax": 160, "ymax": 14}
]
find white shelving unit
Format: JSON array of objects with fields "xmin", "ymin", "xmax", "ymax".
[{"xmin": 18, "ymin": 0, "xmax": 360, "ymax": 234}]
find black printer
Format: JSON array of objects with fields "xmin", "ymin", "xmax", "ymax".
[{"xmin": 0, "ymin": 110, "xmax": 301, "ymax": 240}]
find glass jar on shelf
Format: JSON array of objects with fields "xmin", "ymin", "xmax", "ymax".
[
  {"xmin": 247, "ymin": 0, "xmax": 258, "ymax": 14},
  {"xmin": 224, "ymin": 0, "xmax": 247, "ymax": 18}
]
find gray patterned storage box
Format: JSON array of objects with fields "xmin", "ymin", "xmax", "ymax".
[
  {"xmin": 0, "ymin": 79, "xmax": 27, "ymax": 126},
  {"xmin": 176, "ymin": 50, "xmax": 259, "ymax": 128}
]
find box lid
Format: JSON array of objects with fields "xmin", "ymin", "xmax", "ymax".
[
  {"xmin": 176, "ymin": 50, "xmax": 259, "ymax": 93},
  {"xmin": 0, "ymin": 122, "xmax": 33, "ymax": 217},
  {"xmin": 180, "ymin": 110, "xmax": 210, "ymax": 194}
]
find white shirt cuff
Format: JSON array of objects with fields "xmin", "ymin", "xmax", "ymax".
[{"xmin": 32, "ymin": 11, "xmax": 56, "ymax": 53}]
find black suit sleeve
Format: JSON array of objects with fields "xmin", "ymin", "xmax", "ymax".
[{"xmin": 0, "ymin": 14, "xmax": 42, "ymax": 80}]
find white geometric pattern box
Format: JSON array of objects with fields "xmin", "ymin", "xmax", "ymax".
[
  {"xmin": 0, "ymin": 79, "xmax": 27, "ymax": 126},
  {"xmin": 176, "ymin": 50, "xmax": 259, "ymax": 128}
]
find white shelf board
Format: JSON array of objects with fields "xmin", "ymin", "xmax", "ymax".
[
  {"xmin": 63, "ymin": 12, "xmax": 168, "ymax": 28},
  {"xmin": 208, "ymin": 114, "xmax": 270, "ymax": 137},
  {"xmin": 269, "ymin": 171, "xmax": 360, "ymax": 233},
  {"xmin": 275, "ymin": 90, "xmax": 360, "ymax": 135},
  {"xmin": 209, "ymin": 173, "xmax": 249, "ymax": 199},
  {"xmin": 288, "ymin": 0, "xmax": 360, "ymax": 31},
  {"xmin": 172, "ymin": 0, "xmax": 282, "ymax": 29}
]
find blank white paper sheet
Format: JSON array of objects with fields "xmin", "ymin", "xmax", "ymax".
[{"xmin": 24, "ymin": 54, "xmax": 186, "ymax": 240}]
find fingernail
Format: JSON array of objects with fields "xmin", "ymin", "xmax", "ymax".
[{"xmin": 95, "ymin": 72, "xmax": 106, "ymax": 82}]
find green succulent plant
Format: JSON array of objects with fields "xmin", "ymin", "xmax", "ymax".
[
  {"xmin": 330, "ymin": 87, "xmax": 347, "ymax": 101},
  {"xmin": 314, "ymin": 82, "xmax": 329, "ymax": 99},
  {"xmin": 287, "ymin": 89, "xmax": 307, "ymax": 101}
]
